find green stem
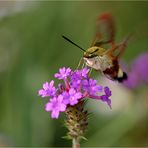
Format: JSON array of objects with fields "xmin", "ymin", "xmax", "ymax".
[{"xmin": 72, "ymin": 138, "xmax": 80, "ymax": 148}]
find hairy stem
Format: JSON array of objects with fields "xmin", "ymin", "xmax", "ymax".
[{"xmin": 72, "ymin": 138, "xmax": 80, "ymax": 148}]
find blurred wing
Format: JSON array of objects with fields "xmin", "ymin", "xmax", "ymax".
[
  {"xmin": 91, "ymin": 12, "xmax": 115, "ymax": 47},
  {"xmin": 104, "ymin": 20, "xmax": 148, "ymax": 58},
  {"xmin": 107, "ymin": 34, "xmax": 132, "ymax": 58}
]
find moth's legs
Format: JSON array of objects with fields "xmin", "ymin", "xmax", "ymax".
[
  {"xmin": 77, "ymin": 57, "xmax": 83, "ymax": 69},
  {"xmin": 77, "ymin": 58, "xmax": 93, "ymax": 76},
  {"xmin": 81, "ymin": 62, "xmax": 86, "ymax": 69},
  {"xmin": 88, "ymin": 67, "xmax": 93, "ymax": 77}
]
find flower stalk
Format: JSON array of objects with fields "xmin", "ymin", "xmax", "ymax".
[
  {"xmin": 64, "ymin": 100, "xmax": 88, "ymax": 147},
  {"xmin": 72, "ymin": 137, "xmax": 80, "ymax": 148}
]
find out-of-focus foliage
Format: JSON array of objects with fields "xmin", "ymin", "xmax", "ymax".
[{"xmin": 0, "ymin": 1, "xmax": 148, "ymax": 147}]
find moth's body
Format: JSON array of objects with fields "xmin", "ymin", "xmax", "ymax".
[
  {"xmin": 83, "ymin": 46, "xmax": 127, "ymax": 82},
  {"xmin": 83, "ymin": 47, "xmax": 112, "ymax": 71}
]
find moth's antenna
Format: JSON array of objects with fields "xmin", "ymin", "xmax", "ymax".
[{"xmin": 62, "ymin": 35, "xmax": 86, "ymax": 52}]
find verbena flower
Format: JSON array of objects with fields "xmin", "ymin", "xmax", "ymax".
[
  {"xmin": 100, "ymin": 87, "xmax": 112, "ymax": 108},
  {"xmin": 82, "ymin": 79, "xmax": 102, "ymax": 95},
  {"xmin": 54, "ymin": 67, "xmax": 71, "ymax": 80},
  {"xmin": 63, "ymin": 88, "xmax": 82, "ymax": 106},
  {"xmin": 38, "ymin": 80, "xmax": 56, "ymax": 97},
  {"xmin": 45, "ymin": 95, "xmax": 66, "ymax": 119},
  {"xmin": 38, "ymin": 67, "xmax": 112, "ymax": 119}
]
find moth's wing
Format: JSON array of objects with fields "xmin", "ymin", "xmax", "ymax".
[
  {"xmin": 106, "ymin": 34, "xmax": 132, "ymax": 58},
  {"xmin": 108, "ymin": 20, "xmax": 148, "ymax": 57},
  {"xmin": 91, "ymin": 12, "xmax": 115, "ymax": 47}
]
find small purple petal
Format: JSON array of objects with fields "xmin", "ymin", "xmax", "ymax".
[
  {"xmin": 38, "ymin": 89, "xmax": 45, "ymax": 97},
  {"xmin": 51, "ymin": 110, "xmax": 59, "ymax": 119},
  {"xmin": 57, "ymin": 94, "xmax": 63, "ymax": 102},
  {"xmin": 70, "ymin": 99, "xmax": 78, "ymax": 106},
  {"xmin": 43, "ymin": 82, "xmax": 49, "ymax": 90},
  {"xmin": 69, "ymin": 88, "xmax": 76, "ymax": 95},
  {"xmin": 54, "ymin": 73, "xmax": 60, "ymax": 78},
  {"xmin": 59, "ymin": 104, "xmax": 67, "ymax": 111},
  {"xmin": 45, "ymin": 102, "xmax": 53, "ymax": 111},
  {"xmin": 74, "ymin": 92, "xmax": 82, "ymax": 99},
  {"xmin": 81, "ymin": 68, "xmax": 90, "ymax": 78},
  {"xmin": 104, "ymin": 87, "xmax": 112, "ymax": 97},
  {"xmin": 62, "ymin": 91, "xmax": 70, "ymax": 105},
  {"xmin": 59, "ymin": 67, "xmax": 65, "ymax": 74}
]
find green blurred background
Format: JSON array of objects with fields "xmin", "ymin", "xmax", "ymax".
[{"xmin": 0, "ymin": 1, "xmax": 148, "ymax": 147}]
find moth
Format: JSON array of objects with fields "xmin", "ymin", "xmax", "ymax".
[{"xmin": 62, "ymin": 12, "xmax": 130, "ymax": 82}]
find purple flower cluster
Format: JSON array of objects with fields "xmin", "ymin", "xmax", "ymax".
[
  {"xmin": 123, "ymin": 52, "xmax": 148, "ymax": 89},
  {"xmin": 38, "ymin": 67, "xmax": 112, "ymax": 119}
]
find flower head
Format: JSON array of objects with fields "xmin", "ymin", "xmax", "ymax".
[{"xmin": 38, "ymin": 67, "xmax": 112, "ymax": 119}]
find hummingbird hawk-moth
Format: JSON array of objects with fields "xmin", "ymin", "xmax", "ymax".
[{"xmin": 62, "ymin": 12, "xmax": 130, "ymax": 82}]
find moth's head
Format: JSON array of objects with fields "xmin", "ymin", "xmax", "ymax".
[{"xmin": 83, "ymin": 46, "xmax": 104, "ymax": 58}]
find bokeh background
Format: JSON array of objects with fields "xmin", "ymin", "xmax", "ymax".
[{"xmin": 0, "ymin": 1, "xmax": 148, "ymax": 147}]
